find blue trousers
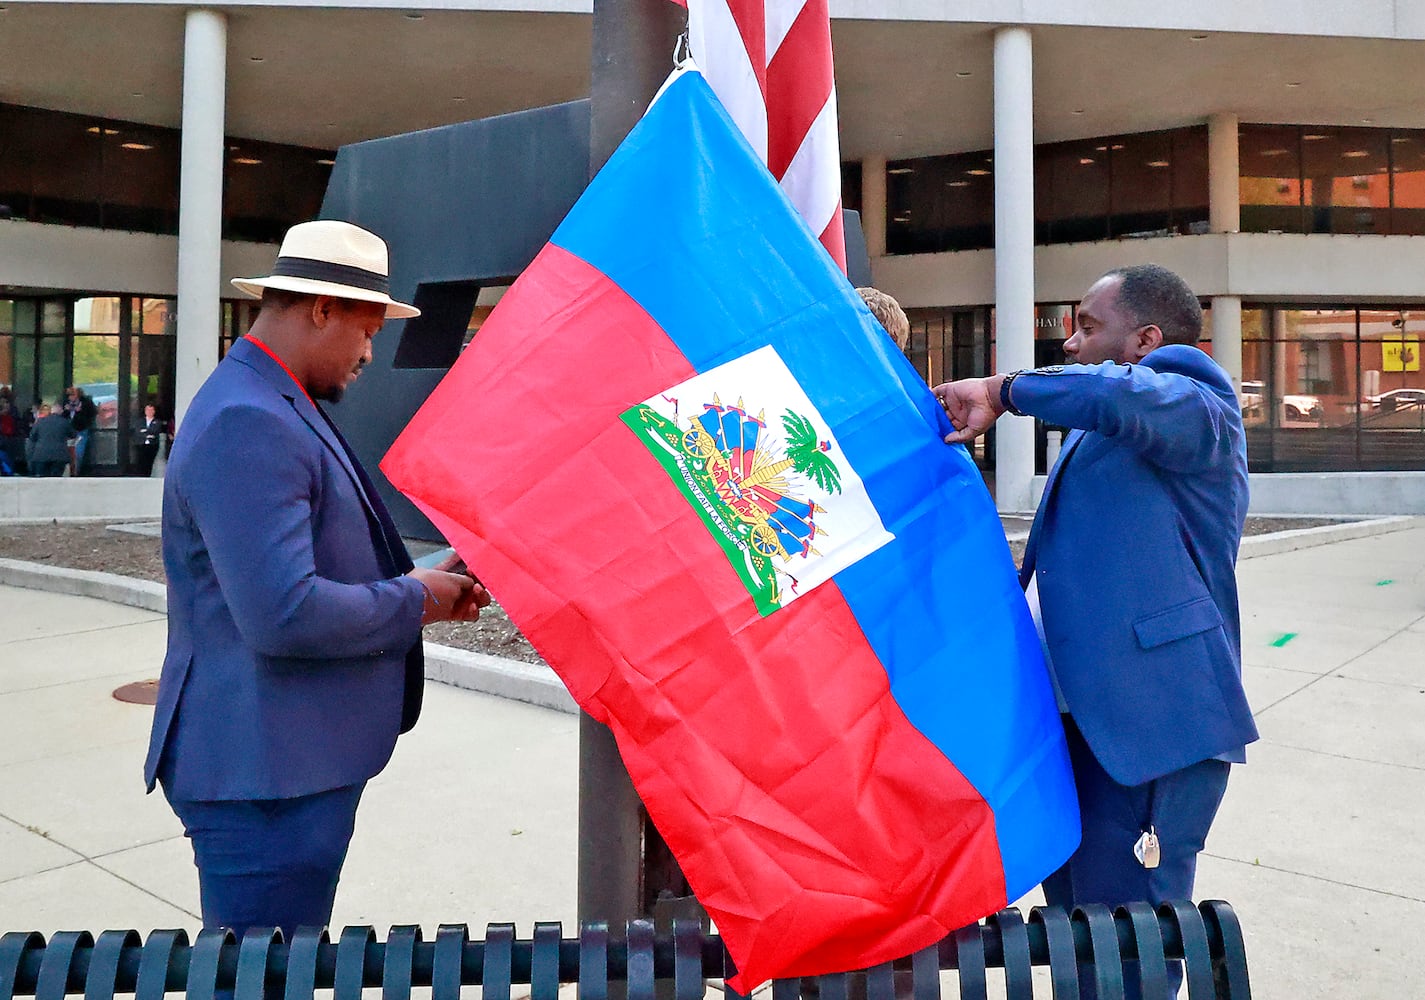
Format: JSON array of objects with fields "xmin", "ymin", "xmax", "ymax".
[
  {"xmin": 1042, "ymin": 717, "xmax": 1230, "ymax": 1000},
  {"xmin": 164, "ymin": 783, "xmax": 366, "ymax": 939}
]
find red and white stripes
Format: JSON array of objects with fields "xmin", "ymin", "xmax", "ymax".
[{"xmin": 673, "ymin": 0, "xmax": 847, "ymax": 272}]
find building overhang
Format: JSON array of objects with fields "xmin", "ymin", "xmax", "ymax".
[{"xmin": 4, "ymin": 5, "xmax": 1425, "ymax": 158}]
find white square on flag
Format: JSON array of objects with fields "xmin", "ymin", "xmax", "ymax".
[{"xmin": 622, "ymin": 345, "xmax": 894, "ymax": 615}]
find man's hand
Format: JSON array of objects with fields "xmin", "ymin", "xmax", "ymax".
[
  {"xmin": 932, "ymin": 374, "xmax": 1007, "ymax": 445},
  {"xmin": 430, "ymin": 551, "xmax": 493, "ymax": 617},
  {"xmin": 408, "ymin": 567, "xmax": 487, "ymax": 624}
]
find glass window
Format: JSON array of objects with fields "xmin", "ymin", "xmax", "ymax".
[
  {"xmin": 1109, "ymin": 132, "xmax": 1173, "ymax": 238},
  {"xmin": 223, "ymin": 138, "xmax": 336, "ymax": 242},
  {"xmin": 1390, "ymin": 133, "xmax": 1425, "ymax": 236},
  {"xmin": 13, "ymin": 336, "xmax": 36, "ymax": 408},
  {"xmin": 12, "ymin": 300, "xmax": 36, "ymax": 335},
  {"xmin": 1301, "ymin": 128, "xmax": 1390, "ymax": 235},
  {"xmin": 0, "ymin": 105, "xmax": 37, "ymax": 221},
  {"xmin": 887, "ymin": 152, "xmax": 995, "ymax": 254},
  {"xmin": 886, "ymin": 159, "xmax": 938, "ymax": 254},
  {"xmin": 0, "ymin": 335, "xmax": 13, "ymax": 390},
  {"xmin": 75, "ymin": 297, "xmax": 121, "ymax": 335},
  {"xmin": 73, "ymin": 335, "xmax": 121, "ymax": 429},
  {"xmin": 841, "ymin": 161, "xmax": 863, "ymax": 215},
  {"xmin": 941, "ymin": 153, "xmax": 995, "ymax": 252},
  {"xmin": 101, "ymin": 122, "xmax": 180, "ymax": 234},
  {"xmin": 38, "ymin": 337, "xmax": 66, "ymax": 406},
  {"xmin": 130, "ymin": 332, "xmax": 177, "ymax": 427},
  {"xmin": 1240, "ymin": 125, "xmax": 1303, "ymax": 233},
  {"xmin": 1264, "ymin": 309, "xmax": 1355, "ymax": 472},
  {"xmin": 1358, "ymin": 309, "xmax": 1425, "ymax": 469},
  {"xmin": 1044, "ymin": 138, "xmax": 1110, "ymax": 243},
  {"xmin": 40, "ymin": 300, "xmax": 67, "ymax": 334},
  {"xmin": 30, "ymin": 111, "xmax": 103, "ymax": 228},
  {"xmin": 1171, "ymin": 126, "xmax": 1210, "ymax": 235},
  {"xmin": 136, "ymin": 297, "xmax": 176, "ymax": 336}
]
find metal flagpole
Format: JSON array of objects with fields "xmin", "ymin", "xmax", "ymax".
[{"xmin": 579, "ymin": 0, "xmax": 690, "ymax": 934}]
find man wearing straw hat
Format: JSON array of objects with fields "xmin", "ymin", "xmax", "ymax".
[{"xmin": 145, "ymin": 220, "xmax": 486, "ymax": 937}]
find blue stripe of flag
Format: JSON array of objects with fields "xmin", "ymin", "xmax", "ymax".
[{"xmin": 551, "ymin": 68, "xmax": 1076, "ymax": 897}]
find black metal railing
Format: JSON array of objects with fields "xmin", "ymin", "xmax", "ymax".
[{"xmin": 0, "ymin": 901, "xmax": 1249, "ymax": 1000}]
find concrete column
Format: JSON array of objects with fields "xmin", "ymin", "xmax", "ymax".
[
  {"xmin": 1212, "ymin": 295, "xmax": 1243, "ymax": 390},
  {"xmin": 861, "ymin": 154, "xmax": 887, "ymax": 259},
  {"xmin": 174, "ymin": 8, "xmax": 227, "ymax": 431},
  {"xmin": 1209, "ymin": 112, "xmax": 1240, "ymax": 234},
  {"xmin": 993, "ymin": 26, "xmax": 1035, "ymax": 513}
]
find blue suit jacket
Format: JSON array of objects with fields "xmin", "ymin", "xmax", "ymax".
[
  {"xmin": 144, "ymin": 337, "xmax": 426, "ymax": 801},
  {"xmin": 1013, "ymin": 345, "xmax": 1258, "ymax": 786}
]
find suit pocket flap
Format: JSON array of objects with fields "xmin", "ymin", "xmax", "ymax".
[{"xmin": 1133, "ymin": 597, "xmax": 1224, "ymax": 649}]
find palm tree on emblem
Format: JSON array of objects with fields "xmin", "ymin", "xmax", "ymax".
[{"xmin": 740, "ymin": 410, "xmax": 842, "ymax": 495}]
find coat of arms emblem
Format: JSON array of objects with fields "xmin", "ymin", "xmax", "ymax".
[{"xmin": 623, "ymin": 346, "xmax": 893, "ymax": 615}]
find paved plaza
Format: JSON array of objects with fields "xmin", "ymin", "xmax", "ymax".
[{"xmin": 1, "ymin": 522, "xmax": 1422, "ymax": 999}]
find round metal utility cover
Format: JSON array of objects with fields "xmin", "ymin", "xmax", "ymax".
[{"xmin": 113, "ymin": 679, "xmax": 159, "ymax": 705}]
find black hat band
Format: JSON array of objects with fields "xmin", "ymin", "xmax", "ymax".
[{"xmin": 270, "ymin": 256, "xmax": 390, "ymax": 295}]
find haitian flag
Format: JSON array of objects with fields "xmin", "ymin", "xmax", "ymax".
[{"xmin": 383, "ymin": 65, "xmax": 1077, "ymax": 990}]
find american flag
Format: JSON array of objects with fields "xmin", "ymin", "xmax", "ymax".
[{"xmin": 670, "ymin": 0, "xmax": 847, "ymax": 272}]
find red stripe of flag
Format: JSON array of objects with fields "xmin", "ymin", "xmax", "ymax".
[
  {"xmin": 676, "ymin": 0, "xmax": 848, "ymax": 272},
  {"xmin": 765, "ymin": 0, "xmax": 833, "ymax": 178},
  {"xmin": 384, "ymin": 242, "xmax": 1006, "ymax": 986}
]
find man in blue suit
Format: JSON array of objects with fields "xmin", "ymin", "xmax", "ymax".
[
  {"xmin": 145, "ymin": 220, "xmax": 487, "ymax": 938},
  {"xmin": 934, "ymin": 264, "xmax": 1258, "ymax": 999}
]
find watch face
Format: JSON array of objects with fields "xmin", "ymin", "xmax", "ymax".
[{"xmin": 1037, "ymin": 365, "xmax": 1066, "ymax": 374}]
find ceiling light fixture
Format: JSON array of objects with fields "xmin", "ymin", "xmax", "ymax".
[
  {"xmin": 887, "ymin": 166, "xmax": 915, "ymax": 175},
  {"xmin": 85, "ymin": 126, "xmax": 121, "ymax": 136},
  {"xmin": 1342, "ymin": 150, "xmax": 1370, "ymax": 158},
  {"xmin": 1189, "ymin": 33, "xmax": 1208, "ymax": 41},
  {"xmin": 1286, "ymin": 81, "xmax": 1302, "ymax": 88},
  {"xmin": 1361, "ymin": 118, "xmax": 1376, "ymax": 124},
  {"xmin": 1303, "ymin": 133, "xmax": 1328, "ymax": 141},
  {"xmin": 405, "ymin": 12, "xmax": 424, "ymax": 20},
  {"xmin": 1260, "ymin": 148, "xmax": 1290, "ymax": 156},
  {"xmin": 1146, "ymin": 160, "xmax": 1171, "ymax": 168},
  {"xmin": 130, "ymin": 92, "xmax": 144, "ymax": 98},
  {"xmin": 249, "ymin": 56, "xmax": 264, "ymax": 63},
  {"xmin": 120, "ymin": 142, "xmax": 153, "ymax": 151},
  {"xmin": 966, "ymin": 168, "xmax": 991, "ymax": 176},
  {"xmin": 315, "ymin": 158, "xmax": 336, "ymax": 166},
  {"xmin": 232, "ymin": 156, "xmax": 262, "ymax": 165},
  {"xmin": 1079, "ymin": 158, "xmax": 1095, "ymax": 165},
  {"xmin": 946, "ymin": 180, "xmax": 970, "ymax": 187},
  {"xmin": 1071, "ymin": 108, "xmax": 1085, "ymax": 115},
  {"xmin": 955, "ymin": 71, "xmax": 972, "ymax": 78}
]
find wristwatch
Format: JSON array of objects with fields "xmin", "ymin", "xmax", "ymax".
[{"xmin": 999, "ymin": 370, "xmax": 1025, "ymax": 416}]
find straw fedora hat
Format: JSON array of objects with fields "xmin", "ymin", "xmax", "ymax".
[{"xmin": 231, "ymin": 220, "xmax": 420, "ymax": 319}]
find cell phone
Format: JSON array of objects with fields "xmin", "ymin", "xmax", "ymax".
[{"xmin": 411, "ymin": 546, "xmax": 458, "ymax": 569}]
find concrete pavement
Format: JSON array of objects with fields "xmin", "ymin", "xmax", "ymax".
[{"xmin": 1, "ymin": 522, "xmax": 1423, "ymax": 999}]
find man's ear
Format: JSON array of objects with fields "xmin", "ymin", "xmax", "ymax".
[
  {"xmin": 1134, "ymin": 324, "xmax": 1164, "ymax": 360},
  {"xmin": 309, "ymin": 295, "xmax": 340, "ymax": 330}
]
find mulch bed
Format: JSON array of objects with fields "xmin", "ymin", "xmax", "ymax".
[{"xmin": 0, "ymin": 516, "xmax": 1350, "ymax": 663}]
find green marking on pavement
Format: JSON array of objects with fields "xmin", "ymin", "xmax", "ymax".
[
  {"xmin": 1377, "ymin": 579, "xmax": 1395, "ymax": 586},
  {"xmin": 1270, "ymin": 632, "xmax": 1298, "ymax": 647}
]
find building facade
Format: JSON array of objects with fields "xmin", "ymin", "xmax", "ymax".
[{"xmin": 3, "ymin": 1, "xmax": 1424, "ymax": 510}]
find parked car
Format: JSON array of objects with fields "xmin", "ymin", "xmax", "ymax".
[
  {"xmin": 1365, "ymin": 387, "xmax": 1425, "ymax": 411},
  {"xmin": 79, "ymin": 382, "xmax": 119, "ymax": 429},
  {"xmin": 1238, "ymin": 380, "xmax": 1324, "ymax": 421}
]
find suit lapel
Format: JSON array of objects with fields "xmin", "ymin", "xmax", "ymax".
[
  {"xmin": 228, "ymin": 339, "xmax": 400, "ymax": 567},
  {"xmin": 1019, "ymin": 429, "xmax": 1086, "ymax": 586}
]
